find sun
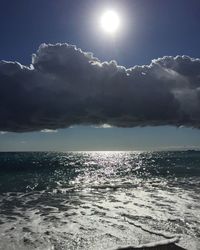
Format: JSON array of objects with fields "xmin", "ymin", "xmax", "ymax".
[{"xmin": 100, "ymin": 10, "xmax": 120, "ymax": 34}]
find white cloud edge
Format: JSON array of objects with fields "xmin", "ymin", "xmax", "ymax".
[{"xmin": 40, "ymin": 129, "xmax": 58, "ymax": 133}]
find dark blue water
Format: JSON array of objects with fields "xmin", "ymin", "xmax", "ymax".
[
  {"xmin": 0, "ymin": 151, "xmax": 199, "ymax": 250},
  {"xmin": 0, "ymin": 151, "xmax": 200, "ymax": 193}
]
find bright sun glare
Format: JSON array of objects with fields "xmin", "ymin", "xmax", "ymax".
[{"xmin": 100, "ymin": 10, "xmax": 120, "ymax": 34}]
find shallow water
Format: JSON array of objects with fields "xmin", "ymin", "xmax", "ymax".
[{"xmin": 0, "ymin": 151, "xmax": 199, "ymax": 250}]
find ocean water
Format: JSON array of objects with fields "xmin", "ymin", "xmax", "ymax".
[{"xmin": 0, "ymin": 151, "xmax": 199, "ymax": 250}]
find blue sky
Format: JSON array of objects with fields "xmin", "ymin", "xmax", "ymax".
[{"xmin": 0, "ymin": 0, "xmax": 200, "ymax": 151}]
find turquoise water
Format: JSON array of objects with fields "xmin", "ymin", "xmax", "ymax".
[{"xmin": 0, "ymin": 151, "xmax": 199, "ymax": 249}]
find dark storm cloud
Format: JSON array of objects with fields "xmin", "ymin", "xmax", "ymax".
[{"xmin": 0, "ymin": 43, "xmax": 200, "ymax": 132}]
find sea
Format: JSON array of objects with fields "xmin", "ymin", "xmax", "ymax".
[{"xmin": 0, "ymin": 151, "xmax": 199, "ymax": 250}]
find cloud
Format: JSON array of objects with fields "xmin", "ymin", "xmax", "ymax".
[
  {"xmin": 41, "ymin": 129, "xmax": 58, "ymax": 133},
  {"xmin": 93, "ymin": 124, "xmax": 112, "ymax": 128},
  {"xmin": 0, "ymin": 131, "xmax": 7, "ymax": 135},
  {"xmin": 0, "ymin": 43, "xmax": 200, "ymax": 132}
]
